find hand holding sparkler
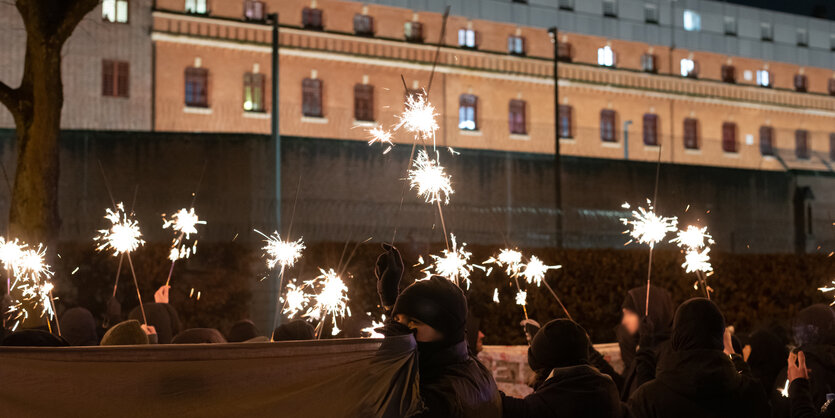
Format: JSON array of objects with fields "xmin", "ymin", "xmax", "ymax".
[{"xmin": 375, "ymin": 244, "xmax": 403, "ymax": 308}]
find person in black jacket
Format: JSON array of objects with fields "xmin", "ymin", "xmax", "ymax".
[
  {"xmin": 501, "ymin": 318, "xmax": 630, "ymax": 418},
  {"xmin": 773, "ymin": 304, "xmax": 835, "ymax": 418},
  {"xmin": 628, "ymin": 298, "xmax": 770, "ymax": 417},
  {"xmin": 616, "ymin": 285, "xmax": 675, "ymax": 400},
  {"xmin": 788, "ymin": 350, "xmax": 835, "ymax": 418},
  {"xmin": 375, "ymin": 244, "xmax": 501, "ymax": 418}
]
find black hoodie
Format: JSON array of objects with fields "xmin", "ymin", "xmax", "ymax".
[{"xmin": 628, "ymin": 298, "xmax": 770, "ymax": 418}]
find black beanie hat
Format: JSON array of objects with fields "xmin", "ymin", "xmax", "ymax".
[
  {"xmin": 793, "ymin": 304, "xmax": 835, "ymax": 346},
  {"xmin": 2, "ymin": 329, "xmax": 69, "ymax": 347},
  {"xmin": 227, "ymin": 319, "xmax": 261, "ymax": 343},
  {"xmin": 392, "ymin": 276, "xmax": 468, "ymax": 345},
  {"xmin": 527, "ymin": 319, "xmax": 590, "ymax": 371},
  {"xmin": 273, "ymin": 319, "xmax": 315, "ymax": 341},
  {"xmin": 672, "ymin": 298, "xmax": 725, "ymax": 351}
]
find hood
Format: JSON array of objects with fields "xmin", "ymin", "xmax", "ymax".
[
  {"xmin": 172, "ymin": 328, "xmax": 226, "ymax": 344},
  {"xmin": 61, "ymin": 307, "xmax": 98, "ymax": 346},
  {"xmin": 128, "ymin": 303, "xmax": 181, "ymax": 344},
  {"xmin": 793, "ymin": 304, "xmax": 835, "ymax": 346},
  {"xmin": 671, "ymin": 298, "xmax": 725, "ymax": 351},
  {"xmin": 623, "ymin": 285, "xmax": 674, "ymax": 336},
  {"xmin": 656, "ymin": 349, "xmax": 743, "ymax": 398}
]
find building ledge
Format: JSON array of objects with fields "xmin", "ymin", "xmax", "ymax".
[
  {"xmin": 684, "ymin": 148, "xmax": 702, "ymax": 155},
  {"xmin": 301, "ymin": 116, "xmax": 328, "ymax": 124},
  {"xmin": 352, "ymin": 120, "xmax": 376, "ymax": 127},
  {"xmin": 184, "ymin": 106, "xmax": 212, "ymax": 114},
  {"xmin": 509, "ymin": 133, "xmax": 530, "ymax": 141},
  {"xmin": 459, "ymin": 130, "xmax": 483, "ymax": 136},
  {"xmin": 643, "ymin": 144, "xmax": 661, "ymax": 151},
  {"xmin": 559, "ymin": 137, "xmax": 575, "ymax": 144},
  {"xmin": 723, "ymin": 151, "xmax": 741, "ymax": 158},
  {"xmin": 243, "ymin": 111, "xmax": 270, "ymax": 119},
  {"xmin": 601, "ymin": 141, "xmax": 621, "ymax": 148}
]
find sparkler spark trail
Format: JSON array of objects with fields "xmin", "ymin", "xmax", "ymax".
[
  {"xmin": 395, "ymin": 90, "xmax": 439, "ymax": 143},
  {"xmin": 0, "ymin": 237, "xmax": 24, "ymax": 271},
  {"xmin": 282, "ymin": 281, "xmax": 310, "ymax": 318},
  {"xmin": 682, "ymin": 247, "xmax": 713, "ymax": 274},
  {"xmin": 493, "ymin": 288, "xmax": 500, "ymax": 303},
  {"xmin": 620, "ymin": 201, "xmax": 679, "ymax": 248},
  {"xmin": 367, "ymin": 125, "xmax": 393, "ymax": 153},
  {"xmin": 515, "ymin": 290, "xmax": 527, "ymax": 306},
  {"xmin": 673, "ymin": 224, "xmax": 716, "ymax": 298},
  {"xmin": 257, "ymin": 230, "xmax": 305, "ymax": 271},
  {"xmin": 162, "ymin": 207, "xmax": 205, "ymax": 240},
  {"xmin": 408, "ymin": 150, "xmax": 453, "ymax": 205},
  {"xmin": 95, "ymin": 203, "xmax": 145, "ymax": 256},
  {"xmin": 8, "ymin": 244, "xmax": 58, "ymax": 333},
  {"xmin": 361, "ymin": 314, "xmax": 386, "ymax": 338},
  {"xmin": 304, "ymin": 268, "xmax": 351, "ymax": 336},
  {"xmin": 671, "ymin": 225, "xmax": 714, "ymax": 250},
  {"xmin": 521, "ymin": 256, "xmax": 562, "ymax": 287},
  {"xmin": 422, "ymin": 234, "xmax": 477, "ymax": 288},
  {"xmin": 485, "ymin": 249, "xmax": 523, "ymax": 277}
]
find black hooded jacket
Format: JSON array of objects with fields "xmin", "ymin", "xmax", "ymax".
[
  {"xmin": 619, "ymin": 285, "xmax": 675, "ymax": 400},
  {"xmin": 502, "ymin": 364, "xmax": 629, "ymax": 418},
  {"xmin": 628, "ymin": 298, "xmax": 770, "ymax": 418}
]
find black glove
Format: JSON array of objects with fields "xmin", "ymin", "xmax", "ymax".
[
  {"xmin": 638, "ymin": 317, "xmax": 656, "ymax": 349},
  {"xmin": 375, "ymin": 244, "xmax": 403, "ymax": 308}
]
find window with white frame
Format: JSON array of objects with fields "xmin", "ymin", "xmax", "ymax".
[
  {"xmin": 683, "ymin": 10, "xmax": 700, "ymax": 31},
  {"xmin": 680, "ymin": 59, "xmax": 697, "ymax": 78},
  {"xmin": 597, "ymin": 46, "xmax": 615, "ymax": 67},
  {"xmin": 508, "ymin": 35, "xmax": 525, "ymax": 55},
  {"xmin": 458, "ymin": 29, "xmax": 477, "ymax": 49},
  {"xmin": 185, "ymin": 0, "xmax": 207, "ymax": 14},
  {"xmin": 103, "ymin": 0, "xmax": 129, "ymax": 23},
  {"xmin": 458, "ymin": 94, "xmax": 478, "ymax": 131},
  {"xmin": 757, "ymin": 70, "xmax": 771, "ymax": 87}
]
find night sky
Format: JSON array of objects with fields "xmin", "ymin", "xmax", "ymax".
[{"xmin": 717, "ymin": 0, "xmax": 834, "ymax": 20}]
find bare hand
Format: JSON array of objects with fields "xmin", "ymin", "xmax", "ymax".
[
  {"xmin": 154, "ymin": 285, "xmax": 170, "ymax": 304},
  {"xmin": 788, "ymin": 351, "xmax": 811, "ymax": 383},
  {"xmin": 141, "ymin": 324, "xmax": 157, "ymax": 336},
  {"xmin": 723, "ymin": 327, "xmax": 735, "ymax": 356}
]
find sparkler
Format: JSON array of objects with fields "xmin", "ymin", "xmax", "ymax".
[
  {"xmin": 162, "ymin": 207, "xmax": 206, "ymax": 286},
  {"xmin": 421, "ymin": 234, "xmax": 477, "ymax": 288},
  {"xmin": 361, "ymin": 314, "xmax": 386, "ymax": 338},
  {"xmin": 395, "ymin": 90, "xmax": 439, "ymax": 144},
  {"xmin": 521, "ymin": 256, "xmax": 562, "ymax": 288},
  {"xmin": 282, "ymin": 281, "xmax": 310, "ymax": 319},
  {"xmin": 515, "ymin": 290, "xmax": 527, "ymax": 306},
  {"xmin": 304, "ymin": 268, "xmax": 351, "ymax": 339},
  {"xmin": 621, "ymin": 200, "xmax": 678, "ymax": 316},
  {"xmin": 408, "ymin": 150, "xmax": 453, "ymax": 205},
  {"xmin": 10, "ymin": 244, "xmax": 59, "ymax": 334},
  {"xmin": 256, "ymin": 229, "xmax": 306, "ymax": 338},
  {"xmin": 672, "ymin": 225, "xmax": 716, "ymax": 299},
  {"xmin": 95, "ymin": 203, "xmax": 148, "ymax": 326},
  {"xmin": 493, "ymin": 288, "xmax": 500, "ymax": 303},
  {"xmin": 484, "ymin": 249, "xmax": 523, "ymax": 277},
  {"xmin": 368, "ymin": 125, "xmax": 393, "ymax": 154}
]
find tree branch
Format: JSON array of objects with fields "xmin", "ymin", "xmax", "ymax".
[
  {"xmin": 0, "ymin": 80, "xmax": 20, "ymax": 117},
  {"xmin": 53, "ymin": 0, "xmax": 98, "ymax": 44}
]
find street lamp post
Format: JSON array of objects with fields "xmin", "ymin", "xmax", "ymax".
[
  {"xmin": 549, "ymin": 27, "xmax": 563, "ymax": 249},
  {"xmin": 624, "ymin": 120, "xmax": 633, "ymax": 160},
  {"xmin": 268, "ymin": 13, "xmax": 281, "ymax": 233}
]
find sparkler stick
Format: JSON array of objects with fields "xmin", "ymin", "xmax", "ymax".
[
  {"xmin": 48, "ymin": 289, "xmax": 61, "ymax": 336},
  {"xmin": 256, "ymin": 229, "xmax": 305, "ymax": 339},
  {"xmin": 126, "ymin": 253, "xmax": 147, "ymax": 326},
  {"xmin": 95, "ymin": 203, "xmax": 147, "ymax": 325},
  {"xmin": 541, "ymin": 278, "xmax": 573, "ymax": 321},
  {"xmin": 620, "ymin": 201, "xmax": 678, "ymax": 316},
  {"xmin": 162, "ymin": 207, "xmax": 206, "ymax": 286},
  {"xmin": 673, "ymin": 225, "xmax": 715, "ymax": 299}
]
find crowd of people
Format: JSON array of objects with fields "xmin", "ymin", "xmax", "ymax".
[{"xmin": 2, "ymin": 243, "xmax": 834, "ymax": 417}]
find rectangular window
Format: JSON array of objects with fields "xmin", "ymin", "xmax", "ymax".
[
  {"xmin": 557, "ymin": 42, "xmax": 573, "ymax": 62},
  {"xmin": 302, "ymin": 78, "xmax": 323, "ymax": 117},
  {"xmin": 794, "ymin": 74, "xmax": 808, "ymax": 92},
  {"xmin": 683, "ymin": 118, "xmax": 699, "ymax": 149},
  {"xmin": 757, "ymin": 70, "xmax": 771, "ymax": 87},
  {"xmin": 641, "ymin": 54, "xmax": 657, "ymax": 73},
  {"xmin": 302, "ymin": 7, "xmax": 323, "ymax": 30},
  {"xmin": 830, "ymin": 133, "xmax": 835, "ymax": 161},
  {"xmin": 761, "ymin": 23, "xmax": 773, "ymax": 41},
  {"xmin": 644, "ymin": 4, "xmax": 659, "ymax": 24},
  {"xmin": 102, "ymin": 60, "xmax": 129, "ymax": 98},
  {"xmin": 559, "ymin": 105, "xmax": 572, "ymax": 138},
  {"xmin": 680, "ymin": 59, "xmax": 698, "ymax": 78},
  {"xmin": 558, "ymin": 0, "xmax": 574, "ymax": 11},
  {"xmin": 243, "ymin": 73, "xmax": 265, "ymax": 112},
  {"xmin": 602, "ymin": 0, "xmax": 618, "ymax": 18},
  {"xmin": 508, "ymin": 36, "xmax": 525, "ymax": 56},
  {"xmin": 597, "ymin": 46, "xmax": 615, "ymax": 67},
  {"xmin": 185, "ymin": 0, "xmax": 207, "ymax": 14},
  {"xmin": 796, "ymin": 130, "xmax": 810, "ymax": 159},
  {"xmin": 103, "ymin": 0, "xmax": 129, "ymax": 23},
  {"xmin": 797, "ymin": 29, "xmax": 808, "ymax": 47},
  {"xmin": 829, "ymin": 79, "xmax": 835, "ymax": 96},
  {"xmin": 458, "ymin": 94, "xmax": 478, "ymax": 131},
  {"xmin": 721, "ymin": 65, "xmax": 736, "ymax": 83},
  {"xmin": 509, "ymin": 100, "xmax": 526, "ymax": 135},
  {"xmin": 643, "ymin": 114, "xmax": 658, "ymax": 146},
  {"xmin": 353, "ymin": 14, "xmax": 374, "ymax": 36},
  {"xmin": 722, "ymin": 122, "xmax": 737, "ymax": 153},
  {"xmin": 354, "ymin": 84, "xmax": 374, "ymax": 122},
  {"xmin": 683, "ymin": 10, "xmax": 701, "ymax": 31},
  {"xmin": 184, "ymin": 67, "xmax": 208, "ymax": 107},
  {"xmin": 458, "ymin": 29, "xmax": 477, "ymax": 49},
  {"xmin": 723, "ymin": 16, "xmax": 736, "ymax": 36},
  {"xmin": 244, "ymin": 0, "xmax": 265, "ymax": 21},
  {"xmin": 760, "ymin": 126, "xmax": 774, "ymax": 156},
  {"xmin": 404, "ymin": 22, "xmax": 423, "ymax": 43},
  {"xmin": 600, "ymin": 109, "xmax": 616, "ymax": 142}
]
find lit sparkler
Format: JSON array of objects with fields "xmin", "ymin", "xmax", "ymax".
[
  {"xmin": 621, "ymin": 201, "xmax": 679, "ymax": 248},
  {"xmin": 682, "ymin": 247, "xmax": 713, "ymax": 274},
  {"xmin": 361, "ymin": 314, "xmax": 386, "ymax": 338},
  {"xmin": 408, "ymin": 150, "xmax": 453, "ymax": 205},
  {"xmin": 95, "ymin": 203, "xmax": 145, "ymax": 256},
  {"xmin": 0, "ymin": 237, "xmax": 24, "ymax": 272},
  {"xmin": 422, "ymin": 234, "xmax": 477, "ymax": 288},
  {"xmin": 368, "ymin": 125, "xmax": 393, "ymax": 154},
  {"xmin": 282, "ymin": 281, "xmax": 310, "ymax": 319},
  {"xmin": 778, "ymin": 379, "xmax": 790, "ymax": 398},
  {"xmin": 515, "ymin": 290, "xmax": 527, "ymax": 306},
  {"xmin": 162, "ymin": 207, "xmax": 205, "ymax": 240},
  {"xmin": 485, "ymin": 249, "xmax": 523, "ymax": 277},
  {"xmin": 258, "ymin": 230, "xmax": 305, "ymax": 271},
  {"xmin": 395, "ymin": 90, "xmax": 439, "ymax": 142},
  {"xmin": 671, "ymin": 225, "xmax": 714, "ymax": 250},
  {"xmin": 521, "ymin": 256, "xmax": 561, "ymax": 287},
  {"xmin": 493, "ymin": 288, "xmax": 500, "ymax": 303},
  {"xmin": 304, "ymin": 268, "xmax": 351, "ymax": 335}
]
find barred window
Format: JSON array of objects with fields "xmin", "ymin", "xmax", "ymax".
[
  {"xmin": 302, "ymin": 78, "xmax": 323, "ymax": 117},
  {"xmin": 600, "ymin": 109, "xmax": 616, "ymax": 142},
  {"xmin": 643, "ymin": 114, "xmax": 658, "ymax": 146},
  {"xmin": 683, "ymin": 118, "xmax": 699, "ymax": 150},
  {"xmin": 759, "ymin": 126, "xmax": 774, "ymax": 156},
  {"xmin": 509, "ymin": 100, "xmax": 526, "ymax": 135},
  {"xmin": 722, "ymin": 122, "xmax": 737, "ymax": 153},
  {"xmin": 184, "ymin": 67, "xmax": 208, "ymax": 107},
  {"xmin": 354, "ymin": 84, "xmax": 374, "ymax": 122}
]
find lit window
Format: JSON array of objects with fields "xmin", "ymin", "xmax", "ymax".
[
  {"xmin": 185, "ymin": 0, "xmax": 207, "ymax": 14},
  {"xmin": 757, "ymin": 70, "xmax": 771, "ymax": 87},
  {"xmin": 404, "ymin": 22, "xmax": 423, "ymax": 43},
  {"xmin": 597, "ymin": 45, "xmax": 615, "ymax": 67},
  {"xmin": 683, "ymin": 10, "xmax": 700, "ymax": 31},
  {"xmin": 244, "ymin": 1, "xmax": 265, "ymax": 21},
  {"xmin": 458, "ymin": 94, "xmax": 478, "ymax": 131},
  {"xmin": 680, "ymin": 59, "xmax": 698, "ymax": 78},
  {"xmin": 458, "ymin": 29, "xmax": 477, "ymax": 49},
  {"xmin": 103, "ymin": 0, "xmax": 129, "ymax": 23},
  {"xmin": 243, "ymin": 73, "xmax": 265, "ymax": 112},
  {"xmin": 559, "ymin": 105, "xmax": 572, "ymax": 138},
  {"xmin": 508, "ymin": 36, "xmax": 525, "ymax": 56}
]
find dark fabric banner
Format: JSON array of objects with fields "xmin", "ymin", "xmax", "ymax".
[{"xmin": 0, "ymin": 336, "xmax": 422, "ymax": 417}]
